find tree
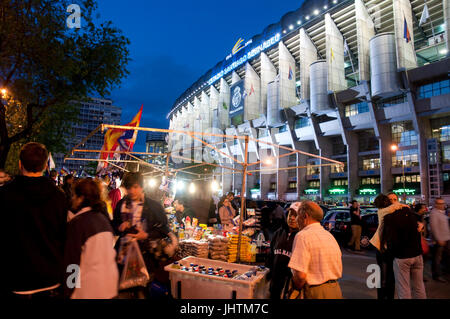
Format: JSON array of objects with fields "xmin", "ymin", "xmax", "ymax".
[{"xmin": 0, "ymin": 0, "xmax": 130, "ymax": 168}]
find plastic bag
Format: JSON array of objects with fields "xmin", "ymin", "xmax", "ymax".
[{"xmin": 119, "ymin": 239, "xmax": 150, "ymax": 290}]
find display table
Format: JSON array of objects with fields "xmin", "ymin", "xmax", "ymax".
[{"xmin": 164, "ymin": 256, "xmax": 270, "ymax": 299}]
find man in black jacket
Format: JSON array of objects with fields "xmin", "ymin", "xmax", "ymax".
[
  {"xmin": 382, "ymin": 205, "xmax": 426, "ymax": 299},
  {"xmin": 266, "ymin": 202, "xmax": 300, "ymax": 299},
  {"xmin": 112, "ymin": 172, "xmax": 178, "ymax": 297},
  {"xmin": 1, "ymin": 143, "xmax": 67, "ymax": 298}
]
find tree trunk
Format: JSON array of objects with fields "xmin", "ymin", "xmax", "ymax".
[{"xmin": 0, "ymin": 140, "xmax": 11, "ymax": 169}]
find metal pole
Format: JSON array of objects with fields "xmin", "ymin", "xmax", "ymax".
[
  {"xmin": 236, "ymin": 135, "xmax": 249, "ymax": 263},
  {"xmin": 402, "ymin": 150, "xmax": 406, "ymax": 202}
]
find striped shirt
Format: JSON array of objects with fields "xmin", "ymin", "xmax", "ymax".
[{"xmin": 288, "ymin": 223, "xmax": 342, "ymax": 285}]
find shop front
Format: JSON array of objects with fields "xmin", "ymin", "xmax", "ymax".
[
  {"xmin": 355, "ymin": 186, "xmax": 380, "ymax": 205},
  {"xmin": 324, "ymin": 187, "xmax": 348, "ymax": 205}
]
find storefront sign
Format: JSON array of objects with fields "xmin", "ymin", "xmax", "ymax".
[
  {"xmin": 393, "ymin": 188, "xmax": 417, "ymax": 195},
  {"xmin": 329, "ymin": 188, "xmax": 347, "ymax": 195},
  {"xmin": 208, "ymin": 32, "xmax": 281, "ymax": 85},
  {"xmin": 358, "ymin": 188, "xmax": 377, "ymax": 195},
  {"xmin": 304, "ymin": 189, "xmax": 319, "ymax": 195}
]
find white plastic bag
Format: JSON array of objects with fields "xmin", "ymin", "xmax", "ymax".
[{"xmin": 119, "ymin": 239, "xmax": 150, "ymax": 290}]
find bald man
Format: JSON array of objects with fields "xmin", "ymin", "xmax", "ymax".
[{"xmin": 288, "ymin": 201, "xmax": 343, "ymax": 299}]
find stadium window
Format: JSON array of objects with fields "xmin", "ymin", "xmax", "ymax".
[
  {"xmin": 418, "ymin": 79, "xmax": 450, "ymax": 99},
  {"xmin": 345, "ymin": 101, "xmax": 369, "ymax": 117},
  {"xmin": 295, "ymin": 117, "xmax": 310, "ymax": 129}
]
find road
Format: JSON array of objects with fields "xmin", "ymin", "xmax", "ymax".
[{"xmin": 339, "ymin": 248, "xmax": 450, "ymax": 299}]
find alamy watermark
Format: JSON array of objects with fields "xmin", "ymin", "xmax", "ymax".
[
  {"xmin": 366, "ymin": 264, "xmax": 381, "ymax": 289},
  {"xmin": 66, "ymin": 264, "xmax": 81, "ymax": 289},
  {"xmin": 66, "ymin": 4, "xmax": 81, "ymax": 29}
]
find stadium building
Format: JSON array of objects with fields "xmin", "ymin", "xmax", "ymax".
[{"xmin": 167, "ymin": 0, "xmax": 450, "ymax": 205}]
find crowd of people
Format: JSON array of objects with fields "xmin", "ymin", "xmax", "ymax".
[{"xmin": 1, "ymin": 142, "xmax": 448, "ymax": 300}]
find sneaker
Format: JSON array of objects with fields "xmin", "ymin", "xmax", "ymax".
[{"xmin": 433, "ymin": 277, "xmax": 448, "ymax": 283}]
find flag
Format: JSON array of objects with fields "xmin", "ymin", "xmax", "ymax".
[
  {"xmin": 419, "ymin": 3, "xmax": 430, "ymax": 26},
  {"xmin": 98, "ymin": 105, "xmax": 143, "ymax": 172},
  {"xmin": 288, "ymin": 66, "xmax": 294, "ymax": 80},
  {"xmin": 222, "ymin": 102, "xmax": 228, "ymax": 110},
  {"xmin": 60, "ymin": 166, "xmax": 69, "ymax": 176},
  {"xmin": 330, "ymin": 47, "xmax": 335, "ymax": 62},
  {"xmin": 183, "ymin": 123, "xmax": 190, "ymax": 129},
  {"xmin": 242, "ymin": 89, "xmax": 248, "ymax": 99},
  {"xmin": 47, "ymin": 152, "xmax": 55, "ymax": 171},
  {"xmin": 404, "ymin": 17, "xmax": 411, "ymax": 43},
  {"xmin": 116, "ymin": 105, "xmax": 143, "ymax": 151},
  {"xmin": 249, "ymin": 84, "xmax": 255, "ymax": 96}
]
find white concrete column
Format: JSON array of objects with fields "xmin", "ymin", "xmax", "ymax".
[
  {"xmin": 278, "ymin": 41, "xmax": 297, "ymax": 109},
  {"xmin": 444, "ymin": 0, "xmax": 450, "ymax": 52},
  {"xmin": 325, "ymin": 13, "xmax": 346, "ymax": 91},
  {"xmin": 231, "ymin": 71, "xmax": 241, "ymax": 85},
  {"xmin": 355, "ymin": 0, "xmax": 375, "ymax": 82},
  {"xmin": 260, "ymin": 52, "xmax": 277, "ymax": 117},
  {"xmin": 299, "ymin": 28, "xmax": 318, "ymax": 100},
  {"xmin": 219, "ymin": 78, "xmax": 231, "ymax": 129},
  {"xmin": 244, "ymin": 62, "xmax": 261, "ymax": 121},
  {"xmin": 193, "ymin": 96, "xmax": 202, "ymax": 162},
  {"xmin": 393, "ymin": 0, "xmax": 418, "ymax": 69},
  {"xmin": 200, "ymin": 91, "xmax": 211, "ymax": 133}
]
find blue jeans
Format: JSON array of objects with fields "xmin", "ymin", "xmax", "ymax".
[{"xmin": 393, "ymin": 255, "xmax": 427, "ymax": 299}]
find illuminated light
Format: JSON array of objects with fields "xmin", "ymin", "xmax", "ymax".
[
  {"xmin": 306, "ymin": 15, "xmax": 310, "ymax": 20},
  {"xmin": 324, "ymin": 5, "xmax": 328, "ymax": 9},
  {"xmin": 439, "ymin": 48, "xmax": 448, "ymax": 55},
  {"xmin": 314, "ymin": 9, "xmax": 319, "ymax": 15},
  {"xmin": 148, "ymin": 178, "xmax": 157, "ymax": 187},
  {"xmin": 333, "ymin": 0, "xmax": 338, "ymax": 4},
  {"xmin": 304, "ymin": 189, "xmax": 319, "ymax": 195},
  {"xmin": 189, "ymin": 182, "xmax": 196, "ymax": 194},
  {"xmin": 297, "ymin": 20, "xmax": 301, "ymax": 25},
  {"xmin": 1, "ymin": 88, "xmax": 6, "ymax": 96},
  {"xmin": 393, "ymin": 188, "xmax": 416, "ymax": 195},
  {"xmin": 359, "ymin": 188, "xmax": 377, "ymax": 195},
  {"xmin": 176, "ymin": 180, "xmax": 185, "ymax": 190},
  {"xmin": 211, "ymin": 180, "xmax": 219, "ymax": 192},
  {"xmin": 263, "ymin": 157, "xmax": 274, "ymax": 165},
  {"xmin": 391, "ymin": 144, "xmax": 398, "ymax": 152},
  {"xmin": 283, "ymin": 30, "xmax": 287, "ymax": 34},
  {"xmin": 289, "ymin": 25, "xmax": 294, "ymax": 30},
  {"xmin": 329, "ymin": 188, "xmax": 347, "ymax": 195}
]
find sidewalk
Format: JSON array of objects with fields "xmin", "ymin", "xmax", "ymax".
[{"xmin": 339, "ymin": 248, "xmax": 450, "ymax": 299}]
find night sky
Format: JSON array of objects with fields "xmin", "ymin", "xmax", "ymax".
[{"xmin": 95, "ymin": 0, "xmax": 305, "ymax": 151}]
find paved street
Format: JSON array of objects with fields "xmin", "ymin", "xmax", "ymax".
[{"xmin": 340, "ymin": 248, "xmax": 450, "ymax": 299}]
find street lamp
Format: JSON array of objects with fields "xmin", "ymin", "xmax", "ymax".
[{"xmin": 391, "ymin": 144, "xmax": 406, "ymax": 202}]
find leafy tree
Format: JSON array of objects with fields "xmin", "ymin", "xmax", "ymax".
[{"xmin": 0, "ymin": 0, "xmax": 130, "ymax": 168}]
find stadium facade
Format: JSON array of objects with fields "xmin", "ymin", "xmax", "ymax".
[{"xmin": 167, "ymin": 0, "xmax": 450, "ymax": 205}]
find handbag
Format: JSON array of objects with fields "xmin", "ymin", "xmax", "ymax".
[{"xmin": 421, "ymin": 236, "xmax": 429, "ymax": 256}]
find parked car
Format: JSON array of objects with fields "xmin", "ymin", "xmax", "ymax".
[{"xmin": 321, "ymin": 208, "xmax": 378, "ymax": 249}]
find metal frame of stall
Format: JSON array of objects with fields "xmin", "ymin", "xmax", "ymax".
[{"xmin": 65, "ymin": 124, "xmax": 344, "ymax": 263}]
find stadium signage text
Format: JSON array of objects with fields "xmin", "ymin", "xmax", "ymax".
[{"xmin": 207, "ymin": 33, "xmax": 281, "ymax": 86}]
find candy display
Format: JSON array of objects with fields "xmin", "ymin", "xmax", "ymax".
[
  {"xmin": 178, "ymin": 239, "xmax": 209, "ymax": 259},
  {"xmin": 228, "ymin": 234, "xmax": 252, "ymax": 263},
  {"xmin": 208, "ymin": 235, "xmax": 229, "ymax": 262}
]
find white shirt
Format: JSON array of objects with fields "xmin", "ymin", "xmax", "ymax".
[
  {"xmin": 430, "ymin": 208, "xmax": 450, "ymax": 242},
  {"xmin": 68, "ymin": 207, "xmax": 119, "ymax": 299},
  {"xmin": 288, "ymin": 223, "xmax": 342, "ymax": 285}
]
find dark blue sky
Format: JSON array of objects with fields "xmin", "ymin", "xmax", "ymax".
[{"xmin": 96, "ymin": 0, "xmax": 305, "ymax": 151}]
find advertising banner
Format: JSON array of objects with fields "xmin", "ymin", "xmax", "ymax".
[{"xmin": 229, "ymin": 80, "xmax": 245, "ymax": 119}]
